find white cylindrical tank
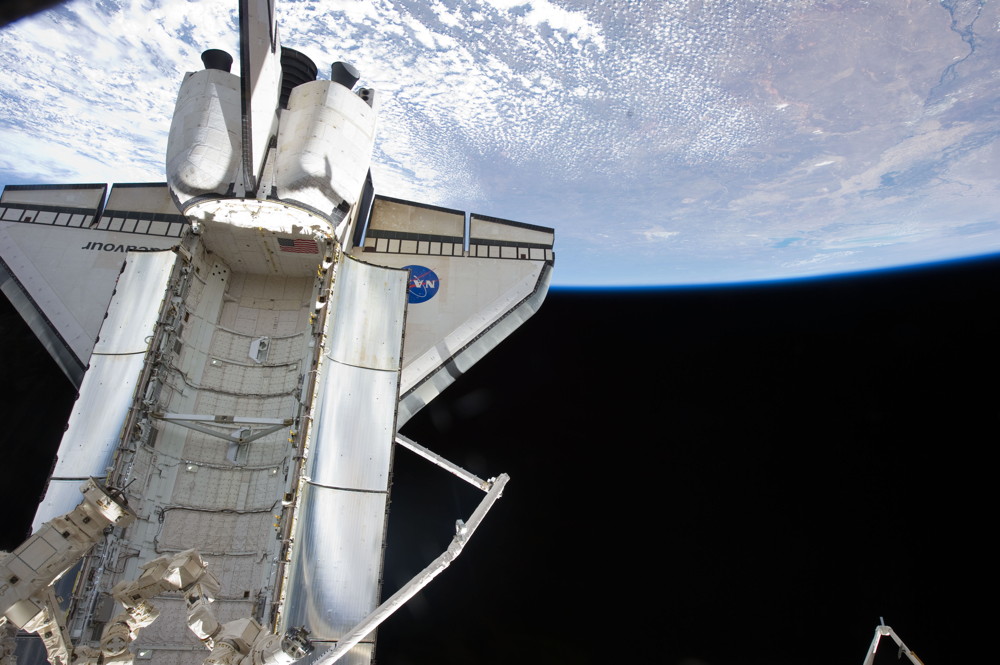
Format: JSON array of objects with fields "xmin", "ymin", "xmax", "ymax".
[
  {"xmin": 166, "ymin": 68, "xmax": 242, "ymax": 207},
  {"xmin": 275, "ymin": 80, "xmax": 377, "ymax": 217}
]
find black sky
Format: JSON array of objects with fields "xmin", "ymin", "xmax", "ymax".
[{"xmin": 2, "ymin": 255, "xmax": 996, "ymax": 665}]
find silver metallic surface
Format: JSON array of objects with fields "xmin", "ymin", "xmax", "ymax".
[
  {"xmin": 312, "ymin": 474, "xmax": 509, "ymax": 665},
  {"xmin": 283, "ymin": 483, "xmax": 389, "ymax": 633},
  {"xmin": 308, "ymin": 363, "xmax": 400, "ymax": 491},
  {"xmin": 327, "ymin": 255, "xmax": 406, "ymax": 370},
  {"xmin": 281, "ymin": 257, "xmax": 407, "ymax": 645}
]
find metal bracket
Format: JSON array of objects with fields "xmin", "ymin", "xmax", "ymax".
[{"xmin": 153, "ymin": 412, "xmax": 293, "ymax": 444}]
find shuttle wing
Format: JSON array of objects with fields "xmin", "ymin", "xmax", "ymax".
[
  {"xmin": 0, "ymin": 183, "xmax": 186, "ymax": 385},
  {"xmin": 1, "ymin": 183, "xmax": 555, "ymax": 403},
  {"xmin": 350, "ymin": 195, "xmax": 555, "ymax": 425}
]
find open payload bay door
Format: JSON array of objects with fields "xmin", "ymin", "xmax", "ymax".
[
  {"xmin": 0, "ymin": 183, "xmax": 186, "ymax": 385},
  {"xmin": 350, "ymin": 195, "xmax": 554, "ymax": 425}
]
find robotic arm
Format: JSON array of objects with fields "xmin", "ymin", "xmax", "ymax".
[
  {"xmin": 0, "ymin": 479, "xmax": 134, "ymax": 665},
  {"xmin": 98, "ymin": 549, "xmax": 310, "ymax": 665}
]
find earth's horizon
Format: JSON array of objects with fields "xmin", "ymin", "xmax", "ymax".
[{"xmin": 2, "ymin": 0, "xmax": 999, "ymax": 287}]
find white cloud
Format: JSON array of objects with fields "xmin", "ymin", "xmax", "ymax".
[{"xmin": 637, "ymin": 226, "xmax": 680, "ymax": 242}]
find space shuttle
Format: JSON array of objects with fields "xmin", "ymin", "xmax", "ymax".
[{"xmin": 0, "ymin": 0, "xmax": 554, "ymax": 663}]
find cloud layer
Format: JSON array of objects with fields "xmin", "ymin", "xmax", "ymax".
[{"xmin": 2, "ymin": 0, "xmax": 999, "ymax": 285}]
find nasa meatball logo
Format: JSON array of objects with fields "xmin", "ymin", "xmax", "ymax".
[{"xmin": 405, "ymin": 265, "xmax": 440, "ymax": 304}]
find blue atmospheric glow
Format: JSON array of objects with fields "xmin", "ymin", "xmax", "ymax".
[{"xmin": 550, "ymin": 250, "xmax": 1000, "ymax": 292}]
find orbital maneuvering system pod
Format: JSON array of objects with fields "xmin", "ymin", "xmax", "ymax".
[{"xmin": 0, "ymin": 0, "xmax": 554, "ymax": 663}]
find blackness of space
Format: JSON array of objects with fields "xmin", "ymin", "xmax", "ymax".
[{"xmin": 2, "ymin": 255, "xmax": 995, "ymax": 665}]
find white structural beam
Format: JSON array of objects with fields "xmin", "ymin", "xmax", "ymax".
[{"xmin": 394, "ymin": 434, "xmax": 491, "ymax": 491}]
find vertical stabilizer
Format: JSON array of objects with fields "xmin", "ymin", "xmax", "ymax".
[{"xmin": 238, "ymin": 0, "xmax": 282, "ymax": 194}]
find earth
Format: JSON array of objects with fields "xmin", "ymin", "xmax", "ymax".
[{"xmin": 1, "ymin": 0, "xmax": 999, "ymax": 286}]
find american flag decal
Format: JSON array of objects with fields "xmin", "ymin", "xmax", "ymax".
[{"xmin": 277, "ymin": 237, "xmax": 319, "ymax": 254}]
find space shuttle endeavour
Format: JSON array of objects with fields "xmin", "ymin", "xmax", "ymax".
[{"xmin": 0, "ymin": 1, "xmax": 554, "ymax": 663}]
